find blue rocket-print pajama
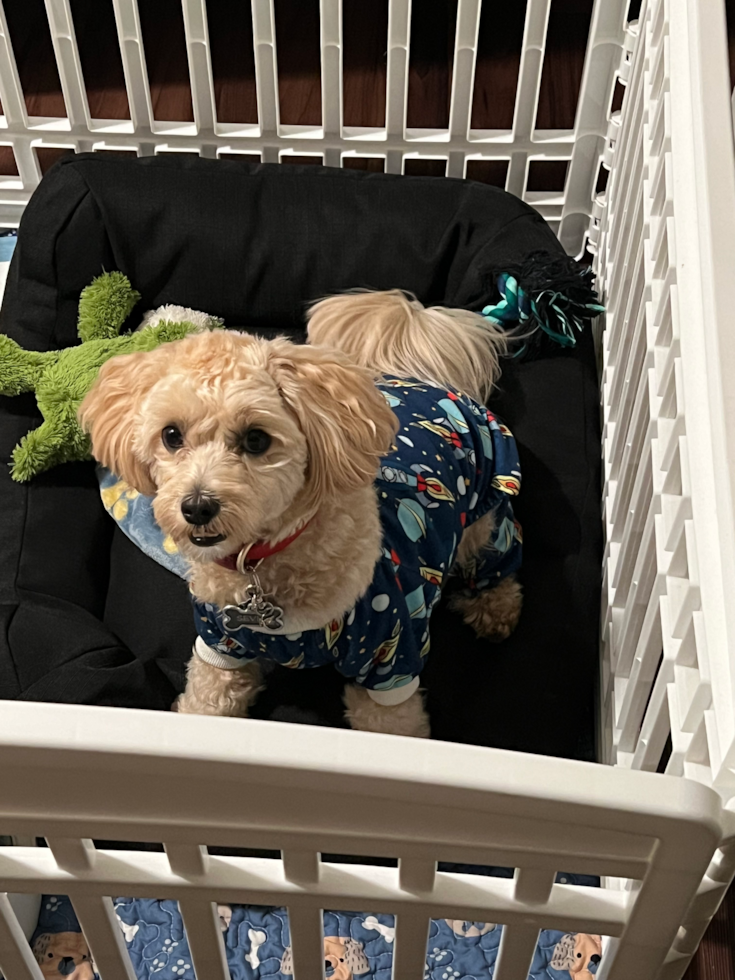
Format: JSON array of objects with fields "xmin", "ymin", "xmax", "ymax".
[
  {"xmin": 99, "ymin": 378, "xmax": 522, "ymax": 704},
  {"xmin": 192, "ymin": 379, "xmax": 522, "ymax": 701}
]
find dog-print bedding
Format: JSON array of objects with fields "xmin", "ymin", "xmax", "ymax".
[{"xmin": 30, "ymin": 884, "xmax": 602, "ymax": 980}]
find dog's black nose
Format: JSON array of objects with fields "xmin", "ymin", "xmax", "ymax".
[
  {"xmin": 181, "ymin": 494, "xmax": 220, "ymax": 526},
  {"xmin": 589, "ymin": 954, "xmax": 601, "ymax": 965}
]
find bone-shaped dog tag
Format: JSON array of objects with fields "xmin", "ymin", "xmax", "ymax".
[{"xmin": 222, "ymin": 583, "xmax": 284, "ymax": 633}]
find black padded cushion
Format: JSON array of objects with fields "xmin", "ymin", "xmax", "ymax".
[{"xmin": 0, "ymin": 155, "xmax": 601, "ymax": 760}]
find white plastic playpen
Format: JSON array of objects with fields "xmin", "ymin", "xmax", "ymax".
[{"xmin": 1, "ymin": 0, "xmax": 735, "ymax": 978}]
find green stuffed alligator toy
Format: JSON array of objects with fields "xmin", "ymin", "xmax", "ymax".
[{"xmin": 0, "ymin": 271, "xmax": 220, "ymax": 481}]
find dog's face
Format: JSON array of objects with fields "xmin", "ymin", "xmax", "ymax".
[
  {"xmin": 79, "ymin": 330, "xmax": 397, "ymax": 563},
  {"xmin": 550, "ymin": 933, "xmax": 602, "ymax": 976},
  {"xmin": 33, "ymin": 931, "xmax": 95, "ymax": 979},
  {"xmin": 281, "ymin": 936, "xmax": 369, "ymax": 978}
]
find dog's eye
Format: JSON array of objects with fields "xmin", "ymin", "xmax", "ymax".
[
  {"xmin": 242, "ymin": 428, "xmax": 271, "ymax": 455},
  {"xmin": 162, "ymin": 425, "xmax": 184, "ymax": 451}
]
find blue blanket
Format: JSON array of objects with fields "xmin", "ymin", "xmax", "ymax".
[{"xmin": 30, "ymin": 876, "xmax": 602, "ymax": 980}]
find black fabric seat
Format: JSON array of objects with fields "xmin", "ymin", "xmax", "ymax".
[{"xmin": 0, "ymin": 155, "xmax": 601, "ymax": 760}]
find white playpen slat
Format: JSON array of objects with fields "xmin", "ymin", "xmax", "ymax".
[
  {"xmin": 0, "ymin": 893, "xmax": 44, "ymax": 980},
  {"xmin": 559, "ymin": 0, "xmax": 629, "ymax": 254},
  {"xmin": 607, "ymin": 145, "xmax": 645, "ymax": 330},
  {"xmin": 0, "ymin": 0, "xmax": 26, "ymax": 127},
  {"xmin": 609, "ymin": 367, "xmax": 651, "ymax": 533},
  {"xmin": 611, "ymin": 439, "xmax": 652, "ymax": 604},
  {"xmin": 398, "ymin": 858, "xmax": 436, "ymax": 893},
  {"xmin": 164, "ymin": 843, "xmax": 231, "ymax": 980},
  {"xmin": 616, "ymin": 586, "xmax": 664, "ymax": 751},
  {"xmin": 46, "ymin": 836, "xmax": 96, "ymax": 872},
  {"xmin": 287, "ymin": 905, "xmax": 325, "ymax": 980},
  {"xmin": 446, "ymin": 0, "xmax": 481, "ymax": 179},
  {"xmin": 612, "ymin": 23, "xmax": 646, "ymax": 203},
  {"xmin": 165, "ymin": 843, "xmax": 210, "ymax": 877},
  {"xmin": 43, "ymin": 0, "xmax": 90, "ymax": 134},
  {"xmin": 181, "ymin": 0, "xmax": 217, "ymax": 142},
  {"xmin": 70, "ymin": 895, "xmax": 136, "ymax": 980},
  {"xmin": 607, "ymin": 264, "xmax": 646, "ymax": 427},
  {"xmin": 392, "ymin": 913, "xmax": 429, "ymax": 980},
  {"xmin": 111, "ymin": 0, "xmax": 154, "ymax": 136},
  {"xmin": 606, "ymin": 28, "xmax": 648, "ymax": 252},
  {"xmin": 0, "ymin": 0, "xmax": 42, "ymax": 214},
  {"xmin": 630, "ymin": 654, "xmax": 674, "ymax": 771},
  {"xmin": 282, "ymin": 849, "xmax": 320, "ymax": 884},
  {"xmin": 606, "ymin": 190, "xmax": 644, "ymax": 355},
  {"xmin": 513, "ymin": 867, "xmax": 555, "ymax": 905},
  {"xmin": 605, "ymin": 235, "xmax": 645, "ymax": 377},
  {"xmin": 176, "ymin": 897, "xmax": 230, "ymax": 980},
  {"xmin": 506, "ymin": 0, "xmax": 550, "ymax": 197},
  {"xmin": 251, "ymin": 0, "xmax": 279, "ymax": 157},
  {"xmin": 385, "ymin": 0, "xmax": 411, "ymax": 173},
  {"xmin": 319, "ymin": 0, "xmax": 342, "ymax": 167},
  {"xmin": 493, "ymin": 923, "xmax": 541, "ymax": 980}
]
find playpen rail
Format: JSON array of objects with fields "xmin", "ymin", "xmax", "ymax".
[
  {"xmin": 596, "ymin": 0, "xmax": 735, "ymax": 972},
  {"xmin": 0, "ymin": 701, "xmax": 728, "ymax": 980},
  {"xmin": 0, "ymin": 0, "xmax": 630, "ymax": 245}
]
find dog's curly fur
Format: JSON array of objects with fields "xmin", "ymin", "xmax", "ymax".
[
  {"xmin": 80, "ymin": 290, "xmax": 522, "ymax": 737},
  {"xmin": 450, "ymin": 576, "xmax": 523, "ymax": 642},
  {"xmin": 175, "ymin": 656, "xmax": 263, "ymax": 716}
]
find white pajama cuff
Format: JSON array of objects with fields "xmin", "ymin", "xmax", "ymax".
[
  {"xmin": 193, "ymin": 635, "xmax": 254, "ymax": 670},
  {"xmin": 366, "ymin": 676, "xmax": 420, "ymax": 706}
]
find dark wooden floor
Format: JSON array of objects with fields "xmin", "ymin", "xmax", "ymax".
[{"xmin": 2, "ymin": 0, "xmax": 735, "ymax": 974}]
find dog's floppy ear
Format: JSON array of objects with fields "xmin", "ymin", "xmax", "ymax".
[
  {"xmin": 268, "ymin": 343, "xmax": 398, "ymax": 508},
  {"xmin": 78, "ymin": 346, "xmax": 171, "ymax": 494},
  {"xmin": 344, "ymin": 939, "xmax": 370, "ymax": 974}
]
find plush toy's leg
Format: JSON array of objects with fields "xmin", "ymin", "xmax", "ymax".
[
  {"xmin": 9, "ymin": 405, "xmax": 89, "ymax": 482},
  {"xmin": 0, "ymin": 336, "xmax": 53, "ymax": 396}
]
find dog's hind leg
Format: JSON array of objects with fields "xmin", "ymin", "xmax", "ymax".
[
  {"xmin": 450, "ymin": 576, "xmax": 522, "ymax": 641},
  {"xmin": 343, "ymin": 685, "xmax": 430, "ymax": 737},
  {"xmin": 450, "ymin": 509, "xmax": 523, "ymax": 642}
]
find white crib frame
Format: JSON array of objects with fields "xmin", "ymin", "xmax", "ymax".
[{"xmin": 2, "ymin": 1, "xmax": 735, "ymax": 978}]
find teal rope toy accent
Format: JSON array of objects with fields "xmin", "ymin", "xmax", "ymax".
[{"xmin": 481, "ymin": 262, "xmax": 605, "ymax": 358}]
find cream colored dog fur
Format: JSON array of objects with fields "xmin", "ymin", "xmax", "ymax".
[{"xmin": 79, "ymin": 290, "xmax": 522, "ymax": 737}]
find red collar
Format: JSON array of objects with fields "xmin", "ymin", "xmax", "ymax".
[{"xmin": 214, "ymin": 521, "xmax": 311, "ymax": 571}]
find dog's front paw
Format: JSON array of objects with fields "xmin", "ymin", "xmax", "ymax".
[
  {"xmin": 175, "ymin": 658, "xmax": 263, "ymax": 717},
  {"xmin": 450, "ymin": 576, "xmax": 522, "ymax": 642}
]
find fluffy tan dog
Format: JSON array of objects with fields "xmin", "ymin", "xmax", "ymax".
[{"xmin": 79, "ymin": 290, "xmax": 521, "ymax": 736}]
